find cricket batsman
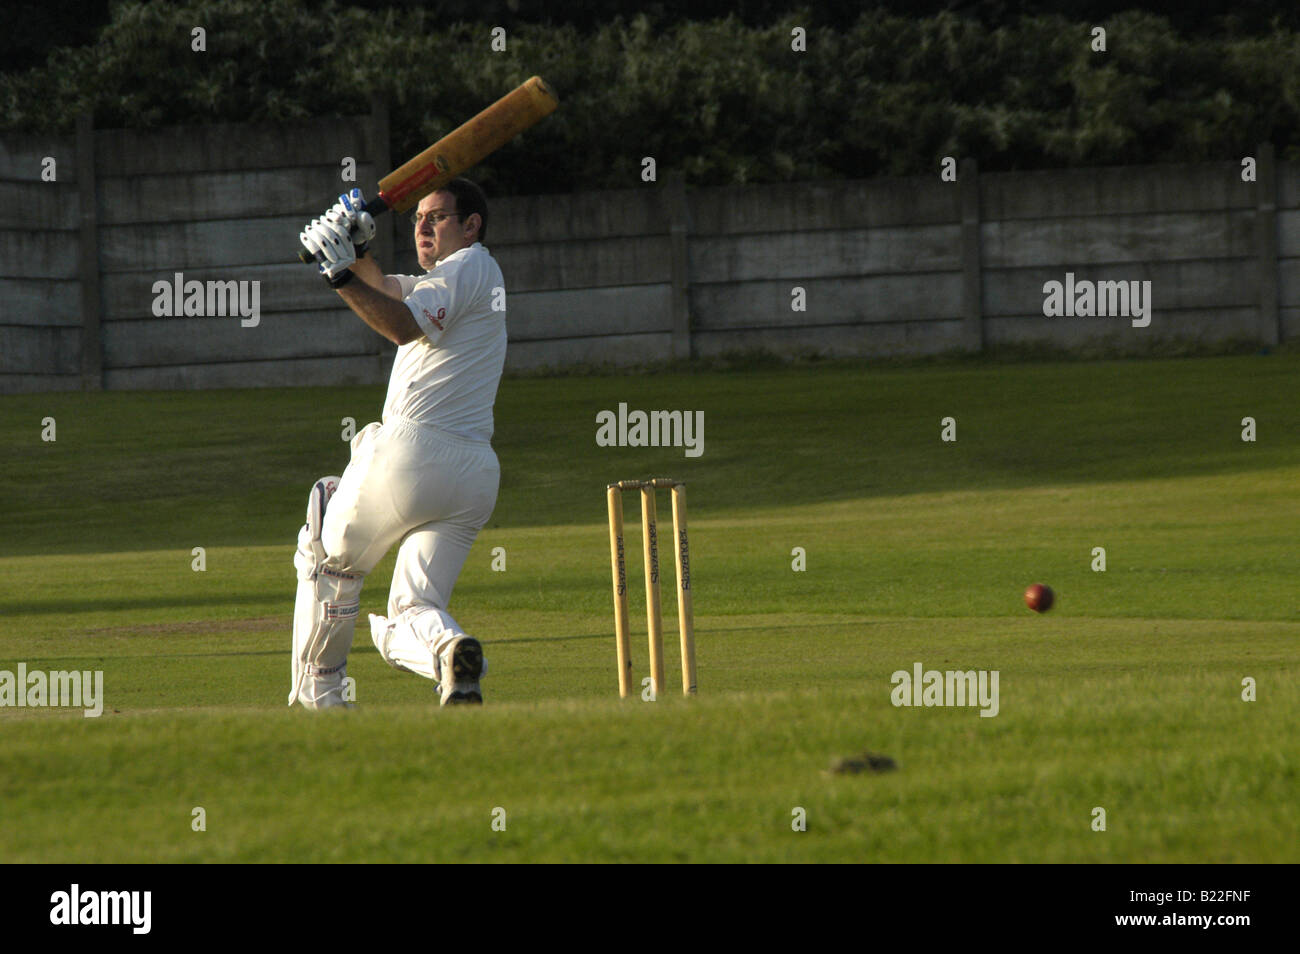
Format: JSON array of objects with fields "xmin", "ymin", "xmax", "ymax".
[{"xmin": 288, "ymin": 179, "xmax": 505, "ymax": 708}]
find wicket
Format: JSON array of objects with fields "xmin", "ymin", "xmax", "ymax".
[{"xmin": 606, "ymin": 478, "xmax": 696, "ymax": 699}]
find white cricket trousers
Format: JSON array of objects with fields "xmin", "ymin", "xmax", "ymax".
[{"xmin": 292, "ymin": 417, "xmax": 499, "ymax": 707}]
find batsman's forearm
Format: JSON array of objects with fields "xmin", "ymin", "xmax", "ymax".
[
  {"xmin": 349, "ymin": 253, "xmax": 404, "ymax": 299},
  {"xmin": 336, "ymin": 278, "xmax": 421, "ymax": 346}
]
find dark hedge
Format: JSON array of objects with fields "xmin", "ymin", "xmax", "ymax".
[{"xmin": 3, "ymin": 0, "xmax": 1297, "ymax": 193}]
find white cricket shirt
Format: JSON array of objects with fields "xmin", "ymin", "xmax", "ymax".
[{"xmin": 384, "ymin": 243, "xmax": 506, "ymax": 441}]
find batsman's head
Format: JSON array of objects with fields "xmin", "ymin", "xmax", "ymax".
[{"xmin": 413, "ymin": 178, "xmax": 488, "ymax": 269}]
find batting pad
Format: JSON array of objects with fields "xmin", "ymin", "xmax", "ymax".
[
  {"xmin": 288, "ymin": 475, "xmax": 360, "ymax": 709},
  {"xmin": 289, "ymin": 569, "xmax": 362, "ymax": 708}
]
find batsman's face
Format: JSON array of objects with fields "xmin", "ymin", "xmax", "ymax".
[{"xmin": 415, "ymin": 191, "xmax": 473, "ymax": 270}]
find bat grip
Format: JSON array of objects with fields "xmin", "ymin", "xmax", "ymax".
[{"xmin": 296, "ymin": 195, "xmax": 392, "ymax": 264}]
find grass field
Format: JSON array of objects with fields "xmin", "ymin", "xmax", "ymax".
[{"xmin": 1, "ymin": 353, "xmax": 1297, "ymax": 862}]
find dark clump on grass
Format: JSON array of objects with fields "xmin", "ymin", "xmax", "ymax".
[{"xmin": 829, "ymin": 751, "xmax": 898, "ymax": 774}]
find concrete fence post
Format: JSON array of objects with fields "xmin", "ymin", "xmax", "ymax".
[
  {"xmin": 1255, "ymin": 142, "xmax": 1281, "ymax": 347},
  {"xmin": 960, "ymin": 158, "xmax": 983, "ymax": 353},
  {"xmin": 368, "ymin": 95, "xmax": 397, "ymax": 371},
  {"xmin": 75, "ymin": 112, "xmax": 102, "ymax": 390},
  {"xmin": 665, "ymin": 172, "xmax": 691, "ymax": 361}
]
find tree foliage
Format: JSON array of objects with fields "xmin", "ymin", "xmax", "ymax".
[{"xmin": 3, "ymin": 0, "xmax": 1298, "ymax": 193}]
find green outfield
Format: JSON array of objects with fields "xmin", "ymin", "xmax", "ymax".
[{"xmin": 1, "ymin": 353, "xmax": 1297, "ymax": 862}]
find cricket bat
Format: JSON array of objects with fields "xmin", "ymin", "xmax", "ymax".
[{"xmin": 298, "ymin": 75, "xmax": 558, "ymax": 263}]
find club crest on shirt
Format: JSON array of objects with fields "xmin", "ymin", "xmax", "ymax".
[{"xmin": 421, "ymin": 306, "xmax": 446, "ymax": 330}]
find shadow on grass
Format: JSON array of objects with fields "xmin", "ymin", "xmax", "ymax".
[
  {"xmin": 2, "ymin": 593, "xmax": 280, "ymax": 615},
  {"xmin": 2, "ymin": 353, "xmax": 1297, "ymax": 555}
]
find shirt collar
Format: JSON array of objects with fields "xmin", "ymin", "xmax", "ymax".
[{"xmin": 434, "ymin": 242, "xmax": 483, "ymax": 268}]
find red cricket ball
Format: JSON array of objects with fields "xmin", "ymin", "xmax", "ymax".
[{"xmin": 1024, "ymin": 583, "xmax": 1054, "ymax": 613}]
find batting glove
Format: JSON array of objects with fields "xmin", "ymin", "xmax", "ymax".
[
  {"xmin": 335, "ymin": 188, "xmax": 377, "ymax": 254},
  {"xmin": 298, "ymin": 220, "xmax": 325, "ymax": 266},
  {"xmin": 300, "ymin": 213, "xmax": 356, "ymax": 283},
  {"xmin": 337, "ymin": 187, "xmax": 365, "ymax": 218}
]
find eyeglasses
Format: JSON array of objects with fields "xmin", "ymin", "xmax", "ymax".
[{"xmin": 410, "ymin": 210, "xmax": 464, "ymax": 226}]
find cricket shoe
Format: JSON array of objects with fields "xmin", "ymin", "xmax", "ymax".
[{"xmin": 438, "ymin": 636, "xmax": 486, "ymax": 706}]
